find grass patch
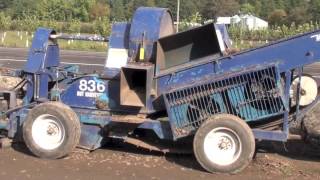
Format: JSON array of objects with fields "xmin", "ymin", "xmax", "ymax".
[
  {"xmin": 0, "ymin": 31, "xmax": 107, "ymax": 52},
  {"xmin": 0, "ymin": 31, "xmax": 268, "ymax": 52},
  {"xmin": 233, "ymin": 40, "xmax": 268, "ymax": 50}
]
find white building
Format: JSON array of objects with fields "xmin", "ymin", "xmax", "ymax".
[
  {"xmin": 216, "ymin": 17, "xmax": 232, "ymax": 25},
  {"xmin": 217, "ymin": 14, "xmax": 268, "ymax": 30}
]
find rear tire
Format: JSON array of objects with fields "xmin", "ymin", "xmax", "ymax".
[
  {"xmin": 303, "ymin": 104, "xmax": 320, "ymax": 147},
  {"xmin": 23, "ymin": 102, "xmax": 81, "ymax": 159},
  {"xmin": 193, "ymin": 114, "xmax": 255, "ymax": 174},
  {"xmin": 290, "ymin": 75, "xmax": 318, "ymax": 106},
  {"xmin": 0, "ymin": 99, "xmax": 8, "ymax": 112}
]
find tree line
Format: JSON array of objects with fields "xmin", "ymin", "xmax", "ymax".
[
  {"xmin": 0, "ymin": 0, "xmax": 320, "ymax": 44},
  {"xmin": 1, "ymin": 0, "xmax": 320, "ymax": 25}
]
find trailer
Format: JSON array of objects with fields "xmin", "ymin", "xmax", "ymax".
[{"xmin": 1, "ymin": 7, "xmax": 320, "ymax": 174}]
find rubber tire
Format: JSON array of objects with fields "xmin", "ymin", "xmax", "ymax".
[
  {"xmin": 303, "ymin": 103, "xmax": 320, "ymax": 147},
  {"xmin": 193, "ymin": 114, "xmax": 255, "ymax": 174},
  {"xmin": 291, "ymin": 74, "xmax": 318, "ymax": 107},
  {"xmin": 0, "ymin": 100, "xmax": 8, "ymax": 112},
  {"xmin": 23, "ymin": 102, "xmax": 81, "ymax": 159}
]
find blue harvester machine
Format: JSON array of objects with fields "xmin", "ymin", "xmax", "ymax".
[{"xmin": 1, "ymin": 7, "xmax": 320, "ymax": 173}]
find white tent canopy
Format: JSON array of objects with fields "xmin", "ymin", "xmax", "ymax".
[{"xmin": 217, "ymin": 14, "xmax": 268, "ymax": 30}]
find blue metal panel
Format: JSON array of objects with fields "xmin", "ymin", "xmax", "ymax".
[
  {"xmin": 0, "ymin": 120, "xmax": 7, "ymax": 130},
  {"xmin": 8, "ymin": 108, "xmax": 29, "ymax": 138},
  {"xmin": 24, "ymin": 75, "xmax": 34, "ymax": 103},
  {"xmin": 218, "ymin": 32, "xmax": 320, "ymax": 74},
  {"xmin": 13, "ymin": 9, "xmax": 320, "ymax": 145},
  {"xmin": 129, "ymin": 7, "xmax": 174, "ymax": 61},
  {"xmin": 252, "ymin": 129, "xmax": 288, "ymax": 142},
  {"xmin": 138, "ymin": 120, "xmax": 173, "ymax": 140},
  {"xmin": 227, "ymin": 85, "xmax": 283, "ymax": 121},
  {"xmin": 45, "ymin": 45, "xmax": 60, "ymax": 68},
  {"xmin": 108, "ymin": 23, "xmax": 130, "ymax": 49},
  {"xmin": 39, "ymin": 74, "xmax": 49, "ymax": 98},
  {"xmin": 24, "ymin": 28, "xmax": 57, "ymax": 73},
  {"xmin": 158, "ymin": 62, "xmax": 217, "ymax": 92},
  {"xmin": 104, "ymin": 23, "xmax": 131, "ymax": 77},
  {"xmin": 79, "ymin": 124, "xmax": 104, "ymax": 150},
  {"xmin": 60, "ymin": 76, "xmax": 110, "ymax": 109},
  {"xmin": 21, "ymin": 28, "xmax": 60, "ymax": 102},
  {"xmin": 156, "ymin": 30, "xmax": 320, "ymax": 93},
  {"xmin": 163, "ymin": 65, "xmax": 285, "ymax": 139}
]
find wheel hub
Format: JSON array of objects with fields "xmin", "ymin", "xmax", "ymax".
[
  {"xmin": 290, "ymin": 76, "xmax": 318, "ymax": 106},
  {"xmin": 47, "ymin": 124, "xmax": 58, "ymax": 136},
  {"xmin": 218, "ymin": 136, "xmax": 232, "ymax": 150},
  {"xmin": 204, "ymin": 127, "xmax": 242, "ymax": 166},
  {"xmin": 31, "ymin": 114, "xmax": 65, "ymax": 150}
]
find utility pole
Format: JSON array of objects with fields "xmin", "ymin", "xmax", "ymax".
[{"xmin": 177, "ymin": 0, "xmax": 180, "ymax": 32}]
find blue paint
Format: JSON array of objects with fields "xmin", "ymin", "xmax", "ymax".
[
  {"xmin": 163, "ymin": 65, "xmax": 288, "ymax": 139},
  {"xmin": 108, "ymin": 23, "xmax": 130, "ymax": 49},
  {"xmin": 138, "ymin": 120, "xmax": 173, "ymax": 140},
  {"xmin": 79, "ymin": 124, "xmax": 104, "ymax": 150},
  {"xmin": 61, "ymin": 76, "xmax": 109, "ymax": 109},
  {"xmin": 0, "ymin": 121, "xmax": 7, "ymax": 130},
  {"xmin": 156, "ymin": 30, "xmax": 320, "ymax": 93},
  {"xmin": 227, "ymin": 86, "xmax": 283, "ymax": 121},
  {"xmin": 211, "ymin": 93, "xmax": 227, "ymax": 113},
  {"xmin": 4, "ymin": 7, "xmax": 320, "ymax": 148},
  {"xmin": 24, "ymin": 28, "xmax": 59, "ymax": 73},
  {"xmin": 104, "ymin": 23, "xmax": 131, "ymax": 76},
  {"xmin": 129, "ymin": 7, "xmax": 174, "ymax": 61},
  {"xmin": 253, "ymin": 129, "xmax": 288, "ymax": 142}
]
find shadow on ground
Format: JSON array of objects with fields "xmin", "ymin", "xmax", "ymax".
[{"xmin": 8, "ymin": 137, "xmax": 320, "ymax": 174}]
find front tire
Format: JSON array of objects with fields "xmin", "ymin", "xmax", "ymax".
[
  {"xmin": 23, "ymin": 102, "xmax": 81, "ymax": 159},
  {"xmin": 193, "ymin": 114, "xmax": 255, "ymax": 174},
  {"xmin": 303, "ymin": 103, "xmax": 320, "ymax": 147}
]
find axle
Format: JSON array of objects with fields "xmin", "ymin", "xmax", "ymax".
[{"xmin": 50, "ymin": 34, "xmax": 109, "ymax": 42}]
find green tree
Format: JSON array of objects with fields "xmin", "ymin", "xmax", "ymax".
[
  {"xmin": 68, "ymin": 19, "xmax": 81, "ymax": 33},
  {"xmin": 94, "ymin": 17, "xmax": 111, "ymax": 35},
  {"xmin": 274, "ymin": 0, "xmax": 285, "ymax": 10},
  {"xmin": 0, "ymin": 0, "xmax": 13, "ymax": 10},
  {"xmin": 0, "ymin": 0, "xmax": 318, "ymax": 32},
  {"xmin": 309, "ymin": 0, "xmax": 320, "ymax": 22},
  {"xmin": 0, "ymin": 12, "xmax": 11, "ymax": 31},
  {"xmin": 259, "ymin": 0, "xmax": 276, "ymax": 18},
  {"xmin": 146, "ymin": 0, "xmax": 156, "ymax": 7},
  {"xmin": 287, "ymin": 7, "xmax": 310, "ymax": 25},
  {"xmin": 110, "ymin": 0, "xmax": 126, "ymax": 21},
  {"xmin": 179, "ymin": 0, "xmax": 201, "ymax": 20},
  {"xmin": 240, "ymin": 3, "xmax": 255, "ymax": 14},
  {"xmin": 268, "ymin": 9, "xmax": 287, "ymax": 26},
  {"xmin": 202, "ymin": 0, "xmax": 240, "ymax": 19},
  {"xmin": 156, "ymin": 0, "xmax": 169, "ymax": 7},
  {"xmin": 165, "ymin": 0, "xmax": 177, "ymax": 18},
  {"xmin": 58, "ymin": 0, "xmax": 95, "ymax": 22},
  {"xmin": 90, "ymin": 2, "xmax": 110, "ymax": 21},
  {"xmin": 11, "ymin": 0, "xmax": 39, "ymax": 19}
]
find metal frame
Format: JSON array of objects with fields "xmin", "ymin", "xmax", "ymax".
[
  {"xmin": 163, "ymin": 64, "xmax": 287, "ymax": 139},
  {"xmin": 1, "ymin": 7, "xmax": 320, "ymax": 151}
]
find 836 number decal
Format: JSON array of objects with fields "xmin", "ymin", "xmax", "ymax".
[{"xmin": 79, "ymin": 80, "xmax": 106, "ymax": 93}]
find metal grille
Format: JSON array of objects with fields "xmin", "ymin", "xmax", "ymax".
[{"xmin": 164, "ymin": 66, "xmax": 285, "ymax": 138}]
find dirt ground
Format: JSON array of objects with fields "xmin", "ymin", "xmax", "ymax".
[{"xmin": 0, "ymin": 141, "xmax": 320, "ymax": 180}]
